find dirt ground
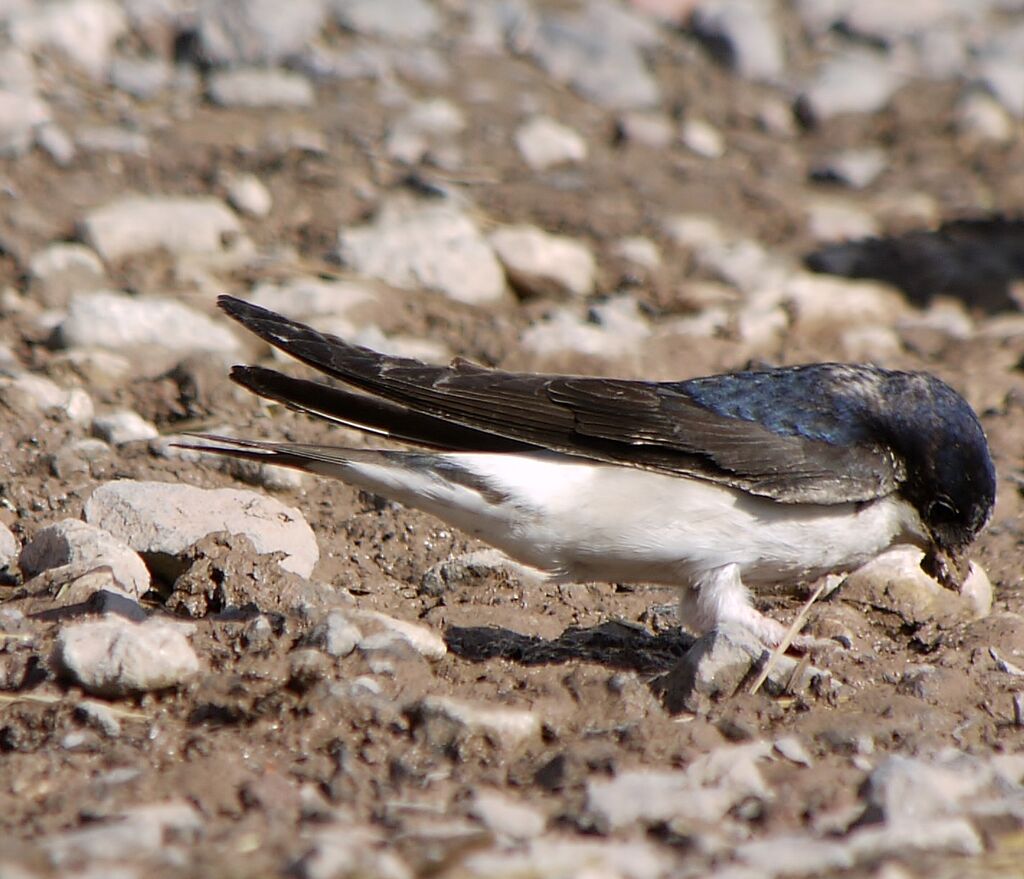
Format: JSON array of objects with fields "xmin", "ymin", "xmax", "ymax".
[{"xmin": 1, "ymin": 3, "xmax": 1024, "ymax": 878}]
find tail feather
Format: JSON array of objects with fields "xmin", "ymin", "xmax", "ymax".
[{"xmin": 229, "ymin": 365, "xmax": 531, "ymax": 453}]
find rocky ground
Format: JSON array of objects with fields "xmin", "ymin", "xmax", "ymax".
[{"xmin": 1, "ymin": 0, "xmax": 1024, "ymax": 877}]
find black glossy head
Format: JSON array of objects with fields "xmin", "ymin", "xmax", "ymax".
[{"xmin": 877, "ymin": 372, "xmax": 996, "ymax": 555}]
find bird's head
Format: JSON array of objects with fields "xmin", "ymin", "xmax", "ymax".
[{"xmin": 881, "ymin": 373, "xmax": 996, "ymax": 590}]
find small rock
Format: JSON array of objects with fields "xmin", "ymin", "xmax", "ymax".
[
  {"xmin": 0, "ymin": 373, "xmax": 92, "ymax": 423},
  {"xmin": 691, "ymin": 0, "xmax": 786, "ymax": 81},
  {"xmin": 352, "ymin": 609, "xmax": 446, "ymax": 660},
  {"xmin": 737, "ymin": 835, "xmax": 853, "ymax": 875},
  {"xmin": 56, "ymin": 291, "xmax": 240, "ymax": 354},
  {"xmin": 50, "ymin": 437, "xmax": 112, "ymax": 479},
  {"xmin": 490, "ymin": 224, "xmax": 595, "ymax": 298},
  {"xmin": 811, "ymin": 148, "xmax": 888, "ymax": 189},
  {"xmin": 249, "ymin": 275, "xmax": 375, "ymax": 317},
  {"xmin": 979, "ymin": 56, "xmax": 1024, "ymax": 119},
  {"xmin": 774, "ymin": 735, "xmax": 813, "ymax": 766},
  {"xmin": 528, "ymin": 6, "xmax": 661, "ymax": 110},
  {"xmin": 28, "ymin": 242, "xmax": 107, "ymax": 308},
  {"xmin": 613, "ymin": 236, "xmax": 661, "ymax": 270},
  {"xmin": 0, "ymin": 522, "xmax": 18, "ymax": 570},
  {"xmin": 76, "ymin": 699, "xmax": 121, "ymax": 736},
  {"xmin": 295, "ymin": 824, "xmax": 412, "ymax": 879},
  {"xmin": 462, "ymin": 837, "xmax": 673, "ymax": 879},
  {"xmin": 680, "ymin": 118, "xmax": 725, "ymax": 159},
  {"xmin": 469, "ymin": 789, "xmax": 546, "ymax": 840},
  {"xmin": 587, "ymin": 742, "xmax": 771, "ymax": 831},
  {"xmin": 332, "ymin": 0, "xmax": 441, "ymax": 42},
  {"xmin": 108, "ymin": 56, "xmax": 171, "ymax": 99},
  {"xmin": 75, "ymin": 126, "xmax": 149, "ymax": 156},
  {"xmin": 0, "ymin": 90, "xmax": 50, "ymax": 157},
  {"xmin": 56, "ymin": 618, "xmax": 200, "ymax": 696},
  {"xmin": 840, "ymin": 546, "xmax": 992, "ymax": 629},
  {"xmin": 79, "ymin": 195, "xmax": 242, "ymax": 262},
  {"xmin": 44, "ymin": 800, "xmax": 202, "ymax": 865},
  {"xmin": 514, "ymin": 116, "xmax": 588, "ymax": 170},
  {"xmin": 386, "ymin": 98, "xmax": 465, "ymax": 165},
  {"xmin": 208, "ymin": 68, "xmax": 315, "ymax": 108},
  {"xmin": 804, "ymin": 199, "xmax": 880, "ymax": 242},
  {"xmin": 223, "ymin": 172, "xmax": 272, "ymax": 217},
  {"xmin": 11, "ymin": 0, "xmax": 127, "ymax": 78},
  {"xmin": 797, "ymin": 51, "xmax": 902, "ymax": 123},
  {"xmin": 35, "ymin": 120, "xmax": 76, "ymax": 165},
  {"xmin": 310, "ymin": 609, "xmax": 362, "ymax": 659},
  {"xmin": 20, "ymin": 518, "xmax": 150, "ymax": 598},
  {"xmin": 785, "ymin": 273, "xmax": 905, "ymax": 333},
  {"xmin": 520, "ymin": 298, "xmax": 649, "ymax": 361},
  {"xmin": 415, "ymin": 695, "xmax": 540, "ymax": 750},
  {"xmin": 615, "ymin": 111, "xmax": 674, "ymax": 148},
  {"xmin": 197, "ymin": 0, "xmax": 327, "ymax": 66},
  {"xmin": 92, "ymin": 410, "xmax": 159, "ymax": 445},
  {"xmin": 338, "ymin": 198, "xmax": 507, "ymax": 305},
  {"xmin": 956, "ymin": 91, "xmax": 1014, "ymax": 144},
  {"xmin": 85, "ymin": 480, "xmax": 319, "ymax": 578}
]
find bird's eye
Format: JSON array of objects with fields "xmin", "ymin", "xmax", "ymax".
[{"xmin": 928, "ymin": 498, "xmax": 960, "ymax": 525}]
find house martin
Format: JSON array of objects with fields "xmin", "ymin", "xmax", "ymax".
[{"xmin": 188, "ymin": 295, "xmax": 996, "ymax": 647}]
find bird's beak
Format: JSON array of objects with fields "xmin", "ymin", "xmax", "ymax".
[{"xmin": 920, "ymin": 544, "xmax": 969, "ymax": 591}]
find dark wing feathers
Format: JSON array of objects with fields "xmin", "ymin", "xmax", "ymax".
[{"xmin": 218, "ymin": 295, "xmax": 902, "ymax": 504}]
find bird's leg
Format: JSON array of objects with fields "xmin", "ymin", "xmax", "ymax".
[{"xmin": 681, "ymin": 564, "xmax": 834, "ymax": 653}]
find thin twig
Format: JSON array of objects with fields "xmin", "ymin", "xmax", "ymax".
[{"xmin": 749, "ymin": 581, "xmax": 827, "ymax": 695}]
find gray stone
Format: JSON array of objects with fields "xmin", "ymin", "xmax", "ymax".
[
  {"xmin": 415, "ymin": 695, "xmax": 540, "ymax": 749},
  {"xmin": 332, "ymin": 0, "xmax": 440, "ymax": 42},
  {"xmin": 691, "ymin": 0, "xmax": 786, "ymax": 82},
  {"xmin": 92, "ymin": 409, "xmax": 159, "ymax": 445},
  {"xmin": 56, "ymin": 618, "xmax": 200, "ymax": 696},
  {"xmin": 846, "ymin": 818, "xmax": 983, "ymax": 862},
  {"xmin": 208, "ymin": 68, "xmax": 315, "ymax": 108},
  {"xmin": 587, "ymin": 742, "xmax": 771, "ymax": 831},
  {"xmin": 75, "ymin": 126, "xmax": 149, "ymax": 156},
  {"xmin": 76, "ymin": 699, "xmax": 121, "ymax": 736},
  {"xmin": 797, "ymin": 51, "xmax": 902, "ymax": 123},
  {"xmin": 79, "ymin": 195, "xmax": 242, "ymax": 262},
  {"xmin": 248, "ymin": 275, "xmax": 375, "ymax": 317},
  {"xmin": 35, "ymin": 121, "xmax": 75, "ymax": 165},
  {"xmin": 352, "ymin": 609, "xmax": 446, "ymax": 660},
  {"xmin": 84, "ymin": 479, "xmax": 319, "ymax": 577},
  {"xmin": 520, "ymin": 296, "xmax": 650, "ymax": 360},
  {"xmin": 736, "ymin": 834, "xmax": 854, "ymax": 875},
  {"xmin": 386, "ymin": 98, "xmax": 465, "ymax": 165},
  {"xmin": 20, "ymin": 518, "xmax": 150, "ymax": 597},
  {"xmin": 615, "ymin": 111, "xmax": 674, "ymax": 148},
  {"xmin": 296, "ymin": 824, "xmax": 411, "ymax": 879},
  {"xmin": 978, "ymin": 55, "xmax": 1024, "ymax": 118},
  {"xmin": 680, "ymin": 117, "xmax": 725, "ymax": 158},
  {"xmin": 56, "ymin": 291, "xmax": 240, "ymax": 354},
  {"xmin": 0, "ymin": 522, "xmax": 18, "ymax": 570},
  {"xmin": 0, "ymin": 373, "xmax": 93, "ymax": 424},
  {"xmin": 11, "ymin": 0, "xmax": 127, "ymax": 78},
  {"xmin": 310, "ymin": 609, "xmax": 362, "ymax": 658},
  {"xmin": 223, "ymin": 172, "xmax": 272, "ymax": 217},
  {"xmin": 812, "ymin": 148, "xmax": 888, "ymax": 189},
  {"xmin": 0, "ymin": 90, "xmax": 50, "ymax": 157},
  {"xmin": 956, "ymin": 91, "xmax": 1014, "ymax": 143},
  {"xmin": 108, "ymin": 56, "xmax": 171, "ymax": 99},
  {"xmin": 840, "ymin": 546, "xmax": 992, "ymax": 628},
  {"xmin": 528, "ymin": 6, "xmax": 660, "ymax": 110},
  {"xmin": 28, "ymin": 242, "xmax": 107, "ymax": 307},
  {"xmin": 338, "ymin": 198, "xmax": 507, "ymax": 305},
  {"xmin": 490, "ymin": 224, "xmax": 595, "ymax": 298},
  {"xmin": 197, "ymin": 0, "xmax": 327, "ymax": 65},
  {"xmin": 469, "ymin": 789, "xmax": 546, "ymax": 840},
  {"xmin": 514, "ymin": 116, "xmax": 587, "ymax": 170},
  {"xmin": 461, "ymin": 836, "xmax": 673, "ymax": 879},
  {"xmin": 43, "ymin": 799, "xmax": 202, "ymax": 865}
]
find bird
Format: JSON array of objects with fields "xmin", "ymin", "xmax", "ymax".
[{"xmin": 186, "ymin": 295, "xmax": 996, "ymax": 648}]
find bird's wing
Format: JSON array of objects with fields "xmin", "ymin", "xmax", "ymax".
[{"xmin": 218, "ymin": 296, "xmax": 904, "ymax": 504}]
